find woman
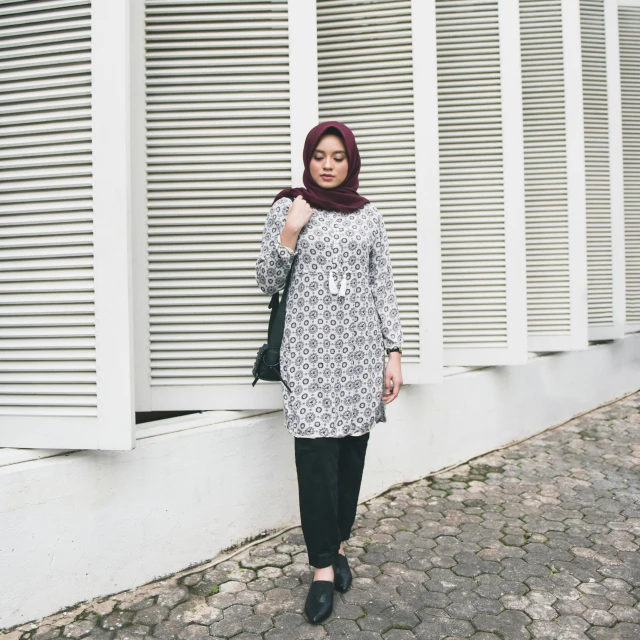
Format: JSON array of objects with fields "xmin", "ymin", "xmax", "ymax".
[{"xmin": 255, "ymin": 120, "xmax": 403, "ymax": 624}]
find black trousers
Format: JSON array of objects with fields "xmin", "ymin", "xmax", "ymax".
[{"xmin": 294, "ymin": 431, "xmax": 370, "ymax": 568}]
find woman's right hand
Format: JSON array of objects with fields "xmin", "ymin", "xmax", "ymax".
[{"xmin": 283, "ymin": 195, "xmax": 313, "ymax": 234}]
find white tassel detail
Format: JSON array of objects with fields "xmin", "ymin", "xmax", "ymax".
[
  {"xmin": 338, "ymin": 273, "xmax": 347, "ymax": 297},
  {"xmin": 328, "ymin": 271, "xmax": 339, "ymax": 295}
]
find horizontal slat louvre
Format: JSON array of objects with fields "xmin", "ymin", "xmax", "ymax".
[
  {"xmin": 0, "ymin": 0, "xmax": 96, "ymax": 417},
  {"xmin": 519, "ymin": 0, "xmax": 571, "ymax": 335},
  {"xmin": 436, "ymin": 0, "xmax": 508, "ymax": 348},
  {"xmin": 316, "ymin": 0, "xmax": 420, "ymax": 363},
  {"xmin": 579, "ymin": 0, "xmax": 614, "ymax": 327},
  {"xmin": 618, "ymin": 6, "xmax": 640, "ymax": 327},
  {"xmin": 145, "ymin": 0, "xmax": 291, "ymax": 385}
]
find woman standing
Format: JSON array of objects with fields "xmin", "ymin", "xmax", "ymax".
[{"xmin": 255, "ymin": 121, "xmax": 403, "ymax": 624}]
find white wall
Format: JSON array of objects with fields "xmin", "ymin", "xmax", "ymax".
[{"xmin": 1, "ymin": 334, "xmax": 640, "ymax": 629}]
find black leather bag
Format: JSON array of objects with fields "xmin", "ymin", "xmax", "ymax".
[{"xmin": 252, "ymin": 252, "xmax": 298, "ymax": 392}]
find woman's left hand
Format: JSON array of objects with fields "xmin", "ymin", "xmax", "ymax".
[{"xmin": 383, "ymin": 353, "xmax": 403, "ymax": 404}]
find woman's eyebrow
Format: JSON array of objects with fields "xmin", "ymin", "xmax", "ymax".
[{"xmin": 314, "ymin": 149, "xmax": 346, "ymax": 155}]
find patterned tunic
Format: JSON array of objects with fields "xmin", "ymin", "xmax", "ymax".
[{"xmin": 255, "ymin": 197, "xmax": 403, "ymax": 438}]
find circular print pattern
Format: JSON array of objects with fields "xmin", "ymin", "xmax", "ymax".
[{"xmin": 255, "ymin": 197, "xmax": 403, "ymax": 438}]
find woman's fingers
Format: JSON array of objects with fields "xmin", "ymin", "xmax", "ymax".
[
  {"xmin": 383, "ymin": 374, "xmax": 393, "ymax": 403},
  {"xmin": 287, "ymin": 196, "xmax": 313, "ymax": 229},
  {"xmin": 383, "ymin": 372, "xmax": 402, "ymax": 403}
]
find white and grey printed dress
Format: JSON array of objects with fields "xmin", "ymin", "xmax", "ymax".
[{"xmin": 255, "ymin": 196, "xmax": 403, "ymax": 438}]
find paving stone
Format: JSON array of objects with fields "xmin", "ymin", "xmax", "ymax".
[
  {"xmin": 132, "ymin": 607, "xmax": 170, "ymax": 627},
  {"xmin": 80, "ymin": 632, "xmax": 114, "ymax": 640},
  {"xmin": 258, "ymin": 567, "xmax": 283, "ymax": 579},
  {"xmin": 292, "ymin": 626, "xmax": 327, "ymax": 640},
  {"xmin": 241, "ymin": 615, "xmax": 274, "ymax": 634},
  {"xmin": 500, "ymin": 595, "xmax": 528, "ymax": 611},
  {"xmin": 33, "ymin": 627, "xmax": 62, "ymax": 640},
  {"xmin": 201, "ymin": 570, "xmax": 228, "ymax": 585},
  {"xmin": 179, "ymin": 575, "xmax": 201, "ymax": 588},
  {"xmin": 156, "ymin": 588, "xmax": 190, "ymax": 609},
  {"xmin": 324, "ymin": 619, "xmax": 360, "ymax": 636},
  {"xmin": 208, "ymin": 619, "xmax": 243, "ymax": 638},
  {"xmin": 578, "ymin": 595, "xmax": 610, "ymax": 611},
  {"xmin": 524, "ymin": 603, "xmax": 557, "ymax": 621},
  {"xmin": 556, "ymin": 615, "xmax": 589, "ymax": 633},
  {"xmin": 233, "ymin": 634, "xmax": 262, "ymax": 640},
  {"xmin": 218, "ymin": 581, "xmax": 245, "ymax": 595},
  {"xmin": 607, "ymin": 605, "xmax": 640, "ymax": 623},
  {"xmin": 553, "ymin": 600, "xmax": 586, "ymax": 616},
  {"xmin": 151, "ymin": 621, "xmax": 183, "ymax": 640},
  {"xmin": 275, "ymin": 576, "xmax": 301, "ymax": 590},
  {"xmin": 62, "ymin": 622, "xmax": 96, "ymax": 640},
  {"xmin": 204, "ymin": 593, "xmax": 236, "ymax": 610},
  {"xmin": 168, "ymin": 598, "xmax": 222, "ymax": 625},
  {"xmin": 188, "ymin": 582, "xmax": 220, "ymax": 599},
  {"xmin": 413, "ymin": 617, "xmax": 474, "ymax": 639},
  {"xmin": 387, "ymin": 609, "xmax": 420, "ymax": 630},
  {"xmin": 273, "ymin": 613, "xmax": 304, "ymax": 630},
  {"xmin": 586, "ymin": 622, "xmax": 640, "ymax": 640},
  {"xmin": 221, "ymin": 605, "xmax": 253, "ymax": 622},
  {"xmin": 175, "ymin": 625, "xmax": 208, "ymax": 640},
  {"xmin": 116, "ymin": 598, "xmax": 155, "ymax": 614},
  {"xmin": 444, "ymin": 603, "xmax": 476, "ymax": 621},
  {"xmin": 332, "ymin": 601, "xmax": 364, "ymax": 620},
  {"xmin": 357, "ymin": 616, "xmax": 389, "ymax": 633},
  {"xmin": 471, "ymin": 610, "xmax": 531, "ymax": 640},
  {"xmin": 246, "ymin": 577, "xmax": 274, "ymax": 592},
  {"xmin": 580, "ymin": 609, "xmax": 615, "ymax": 627},
  {"xmin": 381, "ymin": 630, "xmax": 415, "ymax": 640},
  {"xmin": 114, "ymin": 625, "xmax": 148, "ymax": 640},
  {"xmin": 361, "ymin": 600, "xmax": 394, "ymax": 616},
  {"xmin": 100, "ymin": 612, "xmax": 135, "ymax": 631},
  {"xmin": 234, "ymin": 591, "xmax": 263, "ymax": 607}
]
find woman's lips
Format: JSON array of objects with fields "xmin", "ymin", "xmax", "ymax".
[{"xmin": 321, "ymin": 175, "xmax": 334, "ymax": 181}]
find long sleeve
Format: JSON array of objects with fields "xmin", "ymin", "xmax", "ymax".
[
  {"xmin": 369, "ymin": 206, "xmax": 403, "ymax": 351},
  {"xmin": 255, "ymin": 197, "xmax": 298, "ymax": 295}
]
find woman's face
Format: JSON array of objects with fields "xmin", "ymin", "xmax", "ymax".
[{"xmin": 309, "ymin": 133, "xmax": 349, "ymax": 189}]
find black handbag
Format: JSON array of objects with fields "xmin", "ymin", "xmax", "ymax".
[{"xmin": 252, "ymin": 252, "xmax": 298, "ymax": 392}]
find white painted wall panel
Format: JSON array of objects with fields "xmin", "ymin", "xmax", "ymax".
[
  {"xmin": 142, "ymin": 1, "xmax": 293, "ymax": 410},
  {"xmin": 518, "ymin": 0, "xmax": 588, "ymax": 351},
  {"xmin": 0, "ymin": 0, "xmax": 96, "ymax": 418},
  {"xmin": 315, "ymin": 0, "xmax": 440, "ymax": 383},
  {"xmin": 579, "ymin": 0, "xmax": 626, "ymax": 338},
  {"xmin": 435, "ymin": 0, "xmax": 527, "ymax": 365},
  {"xmin": 0, "ymin": 0, "xmax": 135, "ymax": 449},
  {"xmin": 618, "ymin": 3, "xmax": 640, "ymax": 331}
]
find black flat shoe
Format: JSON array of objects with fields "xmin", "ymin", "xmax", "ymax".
[
  {"xmin": 304, "ymin": 579, "xmax": 334, "ymax": 624},
  {"xmin": 332, "ymin": 553, "xmax": 352, "ymax": 593}
]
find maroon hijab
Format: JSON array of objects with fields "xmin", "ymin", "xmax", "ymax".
[{"xmin": 272, "ymin": 120, "xmax": 369, "ymax": 213}]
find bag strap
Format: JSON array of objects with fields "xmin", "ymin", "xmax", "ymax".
[
  {"xmin": 266, "ymin": 195, "xmax": 297, "ymax": 346},
  {"xmin": 267, "ymin": 252, "xmax": 298, "ymax": 347}
]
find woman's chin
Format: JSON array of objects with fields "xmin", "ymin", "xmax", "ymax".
[{"xmin": 314, "ymin": 180, "xmax": 343, "ymax": 189}]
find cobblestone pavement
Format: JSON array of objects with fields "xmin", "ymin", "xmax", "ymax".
[{"xmin": 4, "ymin": 392, "xmax": 640, "ymax": 640}]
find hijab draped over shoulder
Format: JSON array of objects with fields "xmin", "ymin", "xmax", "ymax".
[{"xmin": 271, "ymin": 120, "xmax": 370, "ymax": 213}]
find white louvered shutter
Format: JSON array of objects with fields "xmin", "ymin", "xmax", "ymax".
[
  {"xmin": 140, "ymin": 1, "xmax": 293, "ymax": 411},
  {"xmin": 518, "ymin": 0, "xmax": 588, "ymax": 351},
  {"xmin": 578, "ymin": 0, "xmax": 625, "ymax": 338},
  {"xmin": 618, "ymin": 2, "xmax": 640, "ymax": 332},
  {"xmin": 315, "ymin": 0, "xmax": 439, "ymax": 384},
  {"xmin": 0, "ymin": 0, "xmax": 135, "ymax": 449},
  {"xmin": 435, "ymin": 0, "xmax": 527, "ymax": 365}
]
